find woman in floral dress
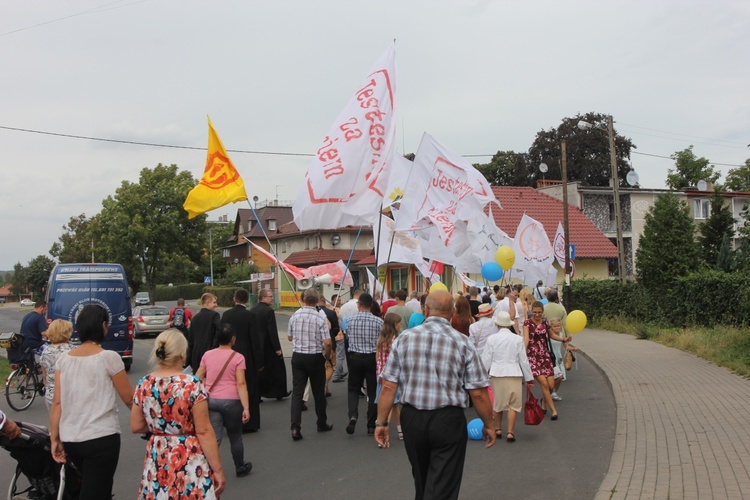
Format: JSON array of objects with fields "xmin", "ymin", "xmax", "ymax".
[
  {"xmin": 131, "ymin": 329, "xmax": 225, "ymax": 499},
  {"xmin": 523, "ymin": 301, "xmax": 570, "ymax": 421}
]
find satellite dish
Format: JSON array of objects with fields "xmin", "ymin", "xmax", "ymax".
[
  {"xmin": 539, "ymin": 163, "xmax": 549, "ymax": 173},
  {"xmin": 252, "ymin": 195, "xmax": 259, "ymax": 202},
  {"xmin": 697, "ymin": 180, "xmax": 708, "ymax": 191},
  {"xmin": 626, "ymin": 170, "xmax": 640, "ymax": 186}
]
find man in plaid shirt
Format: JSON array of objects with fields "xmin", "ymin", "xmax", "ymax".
[
  {"xmin": 343, "ymin": 292, "xmax": 384, "ymax": 436},
  {"xmin": 375, "ymin": 290, "xmax": 495, "ymax": 499},
  {"xmin": 288, "ymin": 288, "xmax": 333, "ymax": 441}
]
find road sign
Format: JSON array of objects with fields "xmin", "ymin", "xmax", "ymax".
[{"xmin": 204, "ymin": 276, "xmax": 211, "ymax": 284}]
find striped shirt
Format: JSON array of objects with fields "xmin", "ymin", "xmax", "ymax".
[
  {"xmin": 289, "ymin": 306, "xmax": 329, "ymax": 354},
  {"xmin": 346, "ymin": 311, "xmax": 384, "ymax": 354},
  {"xmin": 381, "ymin": 316, "xmax": 488, "ymax": 410}
]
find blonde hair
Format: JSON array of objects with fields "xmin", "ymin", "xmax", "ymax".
[
  {"xmin": 46, "ymin": 319, "xmax": 73, "ymax": 344},
  {"xmin": 151, "ymin": 329, "xmax": 188, "ymax": 368},
  {"xmin": 377, "ymin": 313, "xmax": 401, "ymax": 355},
  {"xmin": 201, "ymin": 293, "xmax": 217, "ymax": 306}
]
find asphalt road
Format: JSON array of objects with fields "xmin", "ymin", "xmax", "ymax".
[{"xmin": 1, "ymin": 302, "xmax": 615, "ymax": 499}]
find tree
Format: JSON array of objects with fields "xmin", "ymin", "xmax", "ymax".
[
  {"xmin": 9, "ymin": 262, "xmax": 26, "ymax": 297},
  {"xmin": 735, "ymin": 204, "xmax": 750, "ymax": 271},
  {"xmin": 215, "ymin": 261, "xmax": 259, "ymax": 287},
  {"xmin": 26, "ymin": 255, "xmax": 56, "ymax": 298},
  {"xmin": 93, "ymin": 164, "xmax": 209, "ymax": 298},
  {"xmin": 635, "ymin": 193, "xmax": 699, "ymax": 286},
  {"xmin": 724, "ymin": 159, "xmax": 750, "ymax": 192},
  {"xmin": 474, "ymin": 151, "xmax": 533, "ymax": 186},
  {"xmin": 527, "ymin": 112, "xmax": 636, "ymax": 187},
  {"xmin": 697, "ymin": 191, "xmax": 735, "ymax": 267},
  {"xmin": 716, "ymin": 233, "xmax": 735, "ymax": 272},
  {"xmin": 665, "ymin": 146, "xmax": 720, "ymax": 190},
  {"xmin": 49, "ymin": 213, "xmax": 97, "ymax": 263}
]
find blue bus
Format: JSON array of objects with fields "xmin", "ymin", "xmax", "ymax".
[{"xmin": 45, "ymin": 263, "xmax": 134, "ymax": 371}]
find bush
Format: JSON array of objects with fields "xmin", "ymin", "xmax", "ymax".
[{"xmin": 154, "ymin": 284, "xmax": 205, "ymax": 302}]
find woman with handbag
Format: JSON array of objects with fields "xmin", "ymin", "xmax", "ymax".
[
  {"xmin": 523, "ymin": 302, "xmax": 571, "ymax": 420},
  {"xmin": 196, "ymin": 323, "xmax": 252, "ymax": 478}
]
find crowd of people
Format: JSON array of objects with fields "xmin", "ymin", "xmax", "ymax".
[{"xmin": 3, "ymin": 283, "xmax": 578, "ymax": 499}]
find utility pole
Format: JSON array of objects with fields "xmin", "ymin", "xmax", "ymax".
[
  {"xmin": 561, "ymin": 140, "xmax": 571, "ymax": 311},
  {"xmin": 209, "ymin": 228, "xmax": 214, "ymax": 286},
  {"xmin": 608, "ymin": 115, "xmax": 627, "ymax": 283}
]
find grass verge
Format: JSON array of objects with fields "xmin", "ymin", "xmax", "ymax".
[
  {"xmin": 593, "ymin": 315, "xmax": 750, "ymax": 378},
  {"xmin": 0, "ymin": 355, "xmax": 11, "ymax": 383}
]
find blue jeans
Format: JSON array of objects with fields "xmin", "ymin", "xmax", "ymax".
[{"xmin": 208, "ymin": 398, "xmax": 246, "ymax": 468}]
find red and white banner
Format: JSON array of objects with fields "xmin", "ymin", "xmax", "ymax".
[
  {"xmin": 395, "ymin": 133, "xmax": 497, "ymax": 248},
  {"xmin": 307, "ymin": 261, "xmax": 354, "ymax": 287},
  {"xmin": 511, "ymin": 214, "xmax": 554, "ymax": 286},
  {"xmin": 293, "ymin": 44, "xmax": 397, "ymax": 230},
  {"xmin": 249, "ymin": 241, "xmax": 306, "ymax": 280},
  {"xmin": 373, "ymin": 214, "xmax": 424, "ymax": 268}
]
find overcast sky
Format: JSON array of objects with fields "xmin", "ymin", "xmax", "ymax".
[{"xmin": 1, "ymin": 0, "xmax": 749, "ymax": 271}]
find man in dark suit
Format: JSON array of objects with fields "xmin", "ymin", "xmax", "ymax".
[
  {"xmin": 187, "ymin": 293, "xmax": 221, "ymax": 373},
  {"xmin": 222, "ymin": 288, "xmax": 263, "ymax": 433},
  {"xmin": 251, "ymin": 289, "xmax": 290, "ymax": 400}
]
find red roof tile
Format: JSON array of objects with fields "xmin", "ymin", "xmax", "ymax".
[
  {"xmin": 284, "ymin": 249, "xmax": 374, "ymax": 267},
  {"xmin": 271, "ymin": 222, "xmax": 370, "ymax": 239},
  {"xmin": 491, "ymin": 187, "xmax": 617, "ymax": 259},
  {"xmin": 354, "ymin": 254, "xmax": 377, "ymax": 266}
]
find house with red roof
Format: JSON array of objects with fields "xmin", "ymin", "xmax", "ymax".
[{"xmin": 490, "ymin": 186, "xmax": 618, "ymax": 281}]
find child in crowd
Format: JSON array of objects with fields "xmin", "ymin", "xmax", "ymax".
[{"xmin": 375, "ymin": 313, "xmax": 402, "ymax": 444}]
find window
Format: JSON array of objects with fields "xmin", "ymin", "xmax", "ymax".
[
  {"xmin": 608, "ymin": 202, "xmax": 617, "ymax": 231},
  {"xmin": 222, "ymin": 248, "xmax": 229, "ymax": 258},
  {"xmin": 305, "ymin": 236, "xmax": 310, "ymax": 250},
  {"xmin": 247, "ymin": 245, "xmax": 252, "ymax": 258},
  {"xmin": 267, "ymin": 219, "xmax": 277, "ymax": 231},
  {"xmin": 695, "ymin": 199, "xmax": 711, "ymax": 219},
  {"xmin": 281, "ymin": 242, "xmax": 287, "ymax": 254},
  {"xmin": 246, "ymin": 221, "xmax": 253, "ymax": 233},
  {"xmin": 390, "ymin": 267, "xmax": 409, "ymax": 292}
]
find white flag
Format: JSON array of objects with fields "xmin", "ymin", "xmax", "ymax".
[
  {"xmin": 395, "ymin": 133, "xmax": 497, "ymax": 248},
  {"xmin": 373, "ymin": 214, "xmax": 424, "ymax": 267},
  {"xmin": 553, "ymin": 222, "xmax": 567, "ymax": 269},
  {"xmin": 383, "ymin": 154, "xmax": 412, "ymax": 209},
  {"xmin": 511, "ymin": 214, "xmax": 554, "ymax": 286},
  {"xmin": 366, "ymin": 267, "xmax": 384, "ymax": 296},
  {"xmin": 293, "ymin": 44, "xmax": 397, "ymax": 230}
]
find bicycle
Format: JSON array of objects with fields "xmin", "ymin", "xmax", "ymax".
[{"xmin": 1, "ymin": 332, "xmax": 46, "ymax": 411}]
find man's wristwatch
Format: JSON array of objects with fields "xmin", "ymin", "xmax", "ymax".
[{"xmin": 375, "ymin": 421, "xmax": 389, "ymax": 427}]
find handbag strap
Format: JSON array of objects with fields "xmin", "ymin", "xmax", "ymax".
[{"xmin": 208, "ymin": 351, "xmax": 237, "ymax": 393}]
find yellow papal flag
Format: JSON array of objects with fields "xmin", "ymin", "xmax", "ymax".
[{"xmin": 183, "ymin": 117, "xmax": 248, "ymax": 219}]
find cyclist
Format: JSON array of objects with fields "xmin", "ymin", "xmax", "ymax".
[{"xmin": 19, "ymin": 300, "xmax": 49, "ymax": 362}]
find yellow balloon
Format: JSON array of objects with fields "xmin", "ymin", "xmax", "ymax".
[
  {"xmin": 566, "ymin": 310, "xmax": 587, "ymax": 334},
  {"xmin": 495, "ymin": 246, "xmax": 516, "ymax": 271},
  {"xmin": 429, "ymin": 282, "xmax": 449, "ymax": 293}
]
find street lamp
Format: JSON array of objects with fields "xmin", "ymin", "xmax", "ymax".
[{"xmin": 577, "ymin": 116, "xmax": 627, "ymax": 284}]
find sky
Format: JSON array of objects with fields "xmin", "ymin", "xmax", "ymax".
[{"xmin": 1, "ymin": 0, "xmax": 749, "ymax": 271}]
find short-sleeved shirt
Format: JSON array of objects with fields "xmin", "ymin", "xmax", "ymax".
[
  {"xmin": 346, "ymin": 311, "xmax": 384, "ymax": 354},
  {"xmin": 387, "ymin": 304, "xmax": 412, "ymax": 333},
  {"xmin": 289, "ymin": 306, "xmax": 329, "ymax": 354},
  {"xmin": 40, "ymin": 343, "xmax": 74, "ymax": 406},
  {"xmin": 200, "ymin": 348, "xmax": 247, "ymax": 399},
  {"xmin": 56, "ymin": 350, "xmax": 125, "ymax": 442},
  {"xmin": 381, "ymin": 316, "xmax": 488, "ymax": 410},
  {"xmin": 20, "ymin": 311, "xmax": 48, "ymax": 351}
]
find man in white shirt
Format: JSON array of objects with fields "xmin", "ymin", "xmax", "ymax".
[
  {"xmin": 405, "ymin": 291, "xmax": 421, "ymax": 314},
  {"xmin": 333, "ymin": 289, "xmax": 362, "ymax": 382}
]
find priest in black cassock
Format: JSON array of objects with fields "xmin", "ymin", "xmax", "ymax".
[{"xmin": 252, "ymin": 289, "xmax": 290, "ymax": 400}]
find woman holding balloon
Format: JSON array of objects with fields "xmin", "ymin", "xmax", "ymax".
[{"xmin": 523, "ymin": 301, "xmax": 571, "ymax": 420}]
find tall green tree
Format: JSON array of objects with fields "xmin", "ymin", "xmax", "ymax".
[
  {"xmin": 716, "ymin": 233, "xmax": 735, "ymax": 272},
  {"xmin": 735, "ymin": 204, "xmax": 750, "ymax": 271},
  {"xmin": 698, "ymin": 191, "xmax": 735, "ymax": 267},
  {"xmin": 9, "ymin": 262, "xmax": 26, "ymax": 297},
  {"xmin": 49, "ymin": 213, "xmax": 97, "ymax": 263},
  {"xmin": 724, "ymin": 159, "xmax": 750, "ymax": 192},
  {"xmin": 26, "ymin": 255, "xmax": 56, "ymax": 298},
  {"xmin": 474, "ymin": 151, "xmax": 533, "ymax": 186},
  {"xmin": 636, "ymin": 193, "xmax": 700, "ymax": 286},
  {"xmin": 93, "ymin": 164, "xmax": 209, "ymax": 298},
  {"xmin": 527, "ymin": 112, "xmax": 635, "ymax": 187},
  {"xmin": 666, "ymin": 146, "xmax": 720, "ymax": 190}
]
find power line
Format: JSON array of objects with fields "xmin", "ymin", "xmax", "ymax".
[
  {"xmin": 618, "ymin": 123, "xmax": 747, "ymax": 147},
  {"xmin": 0, "ymin": 124, "xmax": 745, "ymax": 166}
]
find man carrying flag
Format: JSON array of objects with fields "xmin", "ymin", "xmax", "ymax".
[{"xmin": 184, "ymin": 117, "xmax": 248, "ymax": 218}]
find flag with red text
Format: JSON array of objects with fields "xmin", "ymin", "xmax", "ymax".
[{"xmin": 293, "ymin": 44, "xmax": 397, "ymax": 230}]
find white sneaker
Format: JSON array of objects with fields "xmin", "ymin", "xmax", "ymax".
[{"xmin": 551, "ymin": 392, "xmax": 562, "ymax": 401}]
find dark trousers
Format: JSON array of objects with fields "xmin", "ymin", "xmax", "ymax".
[
  {"xmin": 244, "ymin": 369, "xmax": 261, "ymax": 432},
  {"xmin": 347, "ymin": 352, "xmax": 377, "ymax": 429},
  {"xmin": 400, "ymin": 405, "xmax": 468, "ymax": 500},
  {"xmin": 63, "ymin": 433, "xmax": 120, "ymax": 500},
  {"xmin": 208, "ymin": 398, "xmax": 246, "ymax": 468},
  {"xmin": 291, "ymin": 352, "xmax": 328, "ymax": 430}
]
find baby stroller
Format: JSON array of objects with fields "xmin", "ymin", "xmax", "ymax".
[{"xmin": 0, "ymin": 421, "xmax": 80, "ymax": 500}]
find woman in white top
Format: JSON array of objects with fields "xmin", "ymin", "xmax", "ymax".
[
  {"xmin": 481, "ymin": 312, "xmax": 534, "ymax": 443},
  {"xmin": 50, "ymin": 304, "xmax": 134, "ymax": 499},
  {"xmin": 468, "ymin": 303, "xmax": 498, "ymax": 358}
]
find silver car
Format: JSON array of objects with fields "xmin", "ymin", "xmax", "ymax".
[
  {"xmin": 132, "ymin": 305, "xmax": 170, "ymax": 338},
  {"xmin": 134, "ymin": 292, "xmax": 150, "ymax": 306}
]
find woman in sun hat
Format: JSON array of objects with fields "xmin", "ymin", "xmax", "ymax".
[
  {"xmin": 468, "ymin": 303, "xmax": 498, "ymax": 358},
  {"xmin": 481, "ymin": 311, "xmax": 533, "ymax": 441}
]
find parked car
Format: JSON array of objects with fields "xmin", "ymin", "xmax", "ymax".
[
  {"xmin": 20, "ymin": 299, "xmax": 35, "ymax": 307},
  {"xmin": 132, "ymin": 305, "xmax": 170, "ymax": 338},
  {"xmin": 0, "ymin": 297, "xmax": 5, "ymax": 304},
  {"xmin": 134, "ymin": 291, "xmax": 150, "ymax": 306}
]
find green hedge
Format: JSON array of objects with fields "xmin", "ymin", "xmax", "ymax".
[
  {"xmin": 569, "ymin": 270, "xmax": 750, "ymax": 328},
  {"xmin": 154, "ymin": 284, "xmax": 205, "ymax": 302}
]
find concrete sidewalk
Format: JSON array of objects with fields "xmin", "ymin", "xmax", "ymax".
[{"xmin": 573, "ymin": 329, "xmax": 750, "ymax": 499}]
